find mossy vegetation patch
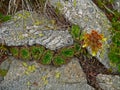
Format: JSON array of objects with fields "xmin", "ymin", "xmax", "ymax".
[
  {"xmin": 108, "ymin": 44, "xmax": 120, "ymax": 64},
  {"xmin": 31, "ymin": 46, "xmax": 45, "ymax": 60},
  {"xmin": 53, "ymin": 56, "xmax": 65, "ymax": 66},
  {"xmin": 60, "ymin": 47, "xmax": 75, "ymax": 59},
  {"xmin": 0, "ymin": 69, "xmax": 8, "ymax": 77},
  {"xmin": 0, "ymin": 13, "xmax": 11, "ymax": 23},
  {"xmin": 20, "ymin": 47, "xmax": 31, "ymax": 60},
  {"xmin": 10, "ymin": 47, "xmax": 19, "ymax": 58},
  {"xmin": 40, "ymin": 50, "xmax": 54, "ymax": 65},
  {"xmin": 112, "ymin": 32, "xmax": 120, "ymax": 46},
  {"xmin": 71, "ymin": 25, "xmax": 81, "ymax": 40}
]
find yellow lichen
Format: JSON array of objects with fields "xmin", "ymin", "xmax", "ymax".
[{"xmin": 55, "ymin": 72, "xmax": 61, "ymax": 79}]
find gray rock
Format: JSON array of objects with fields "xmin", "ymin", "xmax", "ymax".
[
  {"xmin": 0, "ymin": 10, "xmax": 73, "ymax": 50},
  {"xmin": 49, "ymin": 0, "xmax": 112, "ymax": 69},
  {"xmin": 97, "ymin": 74, "xmax": 120, "ymax": 90},
  {"xmin": 0, "ymin": 58, "xmax": 12, "ymax": 70},
  {"xmin": 0, "ymin": 57, "xmax": 95, "ymax": 90},
  {"xmin": 113, "ymin": 0, "xmax": 120, "ymax": 12},
  {"xmin": 0, "ymin": 76, "xmax": 4, "ymax": 83}
]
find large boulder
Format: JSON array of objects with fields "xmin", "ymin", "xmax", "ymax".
[
  {"xmin": 49, "ymin": 0, "xmax": 112, "ymax": 69},
  {"xmin": 0, "ymin": 10, "xmax": 73, "ymax": 50},
  {"xmin": 0, "ymin": 57, "xmax": 95, "ymax": 90}
]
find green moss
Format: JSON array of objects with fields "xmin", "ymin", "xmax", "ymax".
[
  {"xmin": 41, "ymin": 50, "xmax": 53, "ymax": 65},
  {"xmin": 53, "ymin": 56, "xmax": 65, "ymax": 66},
  {"xmin": 0, "ymin": 69, "xmax": 8, "ymax": 77},
  {"xmin": 74, "ymin": 43, "xmax": 81, "ymax": 53},
  {"xmin": 0, "ymin": 13, "xmax": 11, "ymax": 22},
  {"xmin": 10, "ymin": 47, "xmax": 19, "ymax": 58},
  {"xmin": 118, "ymin": 64, "xmax": 120, "ymax": 73},
  {"xmin": 112, "ymin": 32, "xmax": 120, "ymax": 46},
  {"xmin": 20, "ymin": 47, "xmax": 31, "ymax": 60},
  {"xmin": 31, "ymin": 46, "xmax": 45, "ymax": 60},
  {"xmin": 60, "ymin": 47, "xmax": 74, "ymax": 59},
  {"xmin": 108, "ymin": 44, "xmax": 120, "ymax": 72},
  {"xmin": 71, "ymin": 25, "xmax": 81, "ymax": 40}
]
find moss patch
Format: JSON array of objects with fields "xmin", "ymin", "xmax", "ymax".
[
  {"xmin": 108, "ymin": 44, "xmax": 120, "ymax": 64},
  {"xmin": 31, "ymin": 46, "xmax": 45, "ymax": 60},
  {"xmin": 0, "ymin": 13, "xmax": 11, "ymax": 22},
  {"xmin": 60, "ymin": 47, "xmax": 74, "ymax": 59},
  {"xmin": 53, "ymin": 56, "xmax": 65, "ymax": 66},
  {"xmin": 71, "ymin": 25, "xmax": 81, "ymax": 40},
  {"xmin": 20, "ymin": 47, "xmax": 31, "ymax": 60},
  {"xmin": 10, "ymin": 47, "xmax": 19, "ymax": 58},
  {"xmin": 0, "ymin": 69, "xmax": 8, "ymax": 77},
  {"xmin": 40, "ymin": 50, "xmax": 54, "ymax": 65}
]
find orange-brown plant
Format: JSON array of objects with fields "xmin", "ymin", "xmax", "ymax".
[{"xmin": 82, "ymin": 30, "xmax": 106, "ymax": 56}]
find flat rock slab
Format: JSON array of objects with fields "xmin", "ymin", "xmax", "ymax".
[
  {"xmin": 50, "ymin": 0, "xmax": 112, "ymax": 69},
  {"xmin": 0, "ymin": 10, "xmax": 73, "ymax": 50},
  {"xmin": 97, "ymin": 74, "xmax": 120, "ymax": 90},
  {"xmin": 0, "ymin": 57, "xmax": 94, "ymax": 90}
]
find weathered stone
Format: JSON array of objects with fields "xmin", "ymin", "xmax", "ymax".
[
  {"xmin": 0, "ymin": 58, "xmax": 12, "ymax": 70},
  {"xmin": 113, "ymin": 0, "xmax": 120, "ymax": 12},
  {"xmin": 0, "ymin": 57, "xmax": 95, "ymax": 90},
  {"xmin": 97, "ymin": 74, "xmax": 120, "ymax": 90},
  {"xmin": 49, "ymin": 0, "xmax": 112, "ymax": 69},
  {"xmin": 0, "ymin": 10, "xmax": 73, "ymax": 50}
]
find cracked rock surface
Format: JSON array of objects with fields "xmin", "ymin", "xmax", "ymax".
[
  {"xmin": 0, "ymin": 10, "xmax": 73, "ymax": 50},
  {"xmin": 0, "ymin": 57, "xmax": 95, "ymax": 90},
  {"xmin": 97, "ymin": 74, "xmax": 120, "ymax": 90}
]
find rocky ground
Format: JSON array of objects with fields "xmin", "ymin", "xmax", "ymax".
[{"xmin": 0, "ymin": 0, "xmax": 120, "ymax": 90}]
